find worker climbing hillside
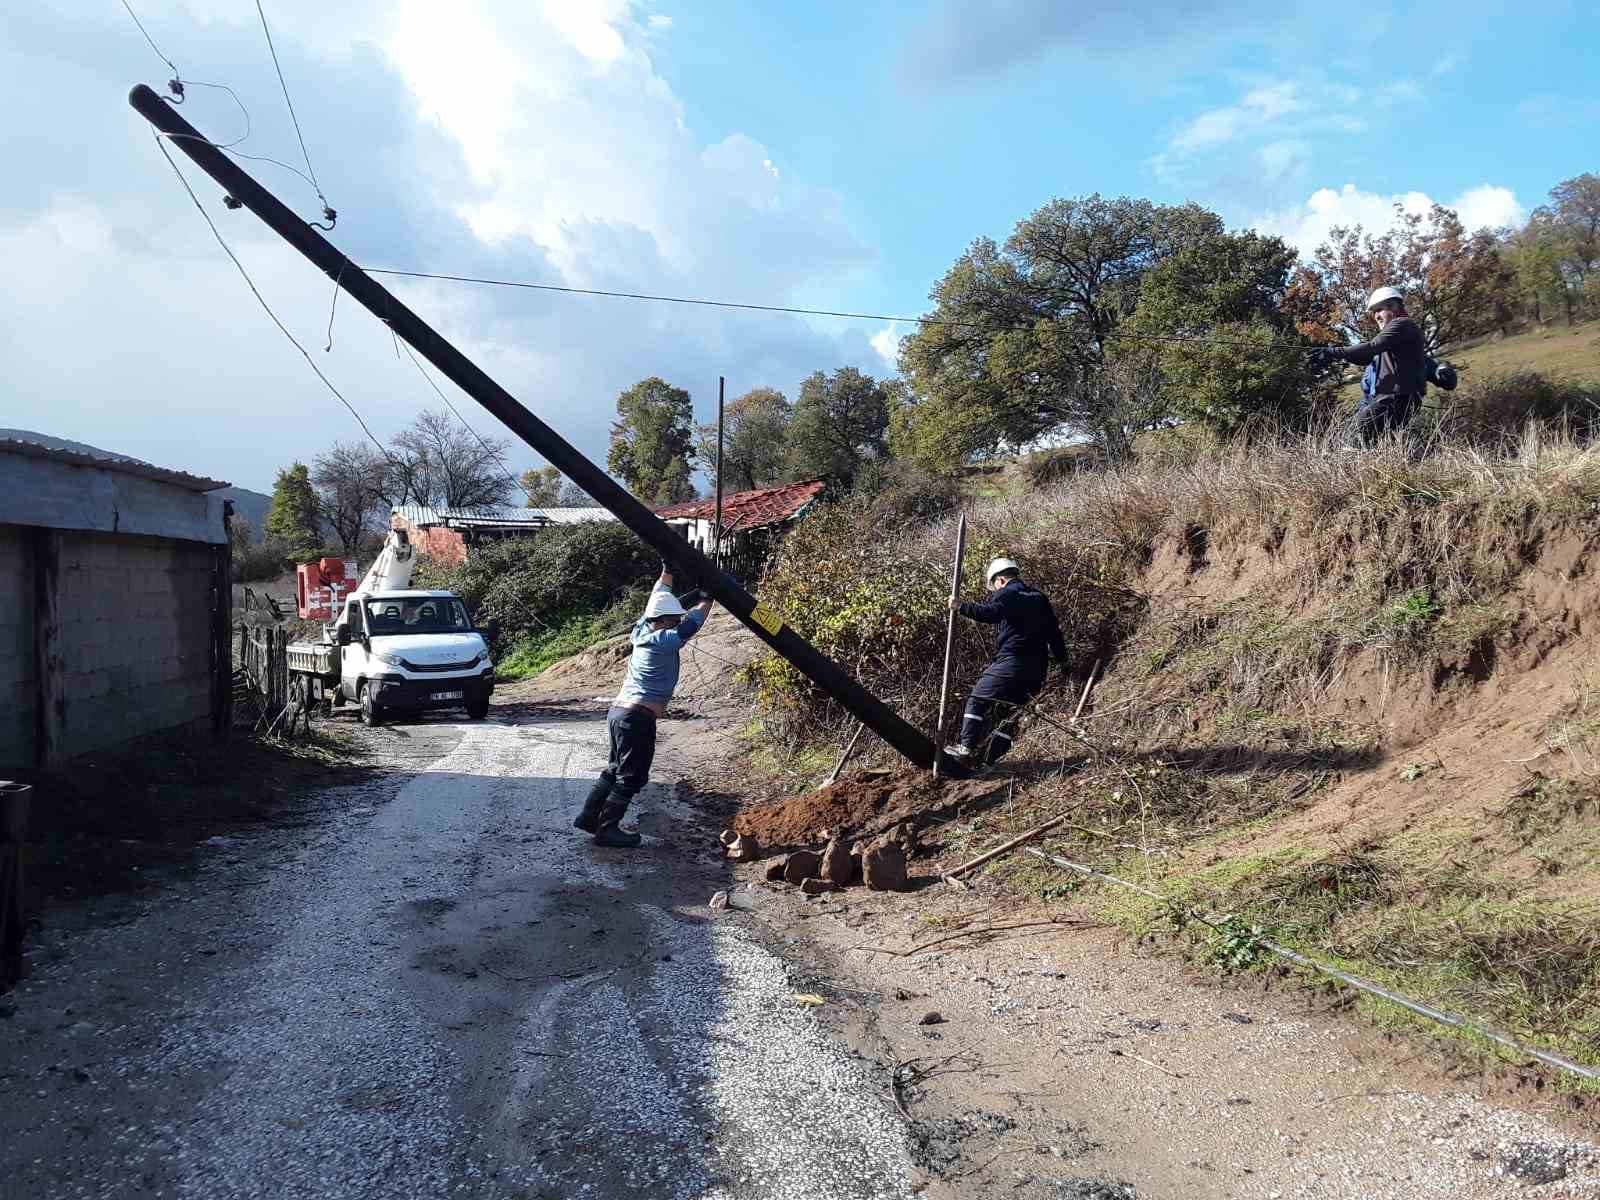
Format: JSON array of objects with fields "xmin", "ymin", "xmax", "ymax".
[
  {"xmin": 945, "ymin": 557, "xmax": 1068, "ymax": 766},
  {"xmin": 573, "ymin": 562, "xmax": 714, "ymax": 848},
  {"xmin": 1311, "ymin": 286, "xmax": 1432, "ymax": 446}
]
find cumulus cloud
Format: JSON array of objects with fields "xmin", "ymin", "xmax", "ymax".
[
  {"xmin": 869, "ymin": 323, "xmax": 905, "ymax": 372},
  {"xmin": 1, "ymin": 2, "xmax": 884, "ymax": 492},
  {"xmin": 1253, "ymin": 183, "xmax": 1526, "ymax": 253}
]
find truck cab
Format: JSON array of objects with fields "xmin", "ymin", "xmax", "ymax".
[{"xmin": 336, "ymin": 590, "xmax": 496, "ymax": 724}]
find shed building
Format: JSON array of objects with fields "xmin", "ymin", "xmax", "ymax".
[
  {"xmin": 655, "ymin": 480, "xmax": 825, "ymax": 579},
  {"xmin": 392, "ymin": 504, "xmax": 616, "ymax": 566},
  {"xmin": 0, "ymin": 437, "xmax": 233, "ymax": 768}
]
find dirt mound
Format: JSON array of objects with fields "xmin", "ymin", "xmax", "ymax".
[{"xmin": 733, "ymin": 768, "xmax": 1004, "ymax": 851}]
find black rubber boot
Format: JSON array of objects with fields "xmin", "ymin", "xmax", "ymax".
[
  {"xmin": 592, "ymin": 799, "xmax": 641, "ymax": 849},
  {"xmin": 574, "ymin": 779, "xmax": 612, "ymax": 834}
]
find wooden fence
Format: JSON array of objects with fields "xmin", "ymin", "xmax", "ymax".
[{"xmin": 237, "ymin": 624, "xmax": 290, "ymax": 727}]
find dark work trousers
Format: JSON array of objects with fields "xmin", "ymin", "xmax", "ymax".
[
  {"xmin": 959, "ymin": 656, "xmax": 1047, "ymax": 765},
  {"xmin": 600, "ymin": 705, "xmax": 658, "ymax": 802},
  {"xmin": 1355, "ymin": 392, "xmax": 1421, "ymax": 446}
]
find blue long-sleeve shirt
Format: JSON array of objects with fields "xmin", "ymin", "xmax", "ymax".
[{"xmin": 613, "ymin": 580, "xmax": 705, "ymax": 708}]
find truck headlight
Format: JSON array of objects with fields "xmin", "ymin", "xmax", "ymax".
[{"xmin": 371, "ymin": 649, "xmax": 402, "ymax": 667}]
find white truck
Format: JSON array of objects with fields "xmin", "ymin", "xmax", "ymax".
[{"xmin": 286, "ymin": 529, "xmax": 497, "ymax": 726}]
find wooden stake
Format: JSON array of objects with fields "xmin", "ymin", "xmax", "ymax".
[
  {"xmin": 825, "ymin": 721, "xmax": 866, "ymax": 787},
  {"xmin": 1072, "ymin": 658, "xmax": 1101, "ymax": 722},
  {"xmin": 932, "ymin": 515, "xmax": 968, "ymax": 778},
  {"xmin": 945, "ymin": 810, "xmax": 1072, "ymax": 878}
]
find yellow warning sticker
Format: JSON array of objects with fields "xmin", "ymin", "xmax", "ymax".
[{"xmin": 749, "ymin": 602, "xmax": 784, "ymax": 637}]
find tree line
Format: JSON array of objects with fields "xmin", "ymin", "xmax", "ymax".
[
  {"xmin": 605, "ymin": 170, "xmax": 1599, "ymax": 489},
  {"xmin": 240, "ymin": 167, "xmax": 1595, "ymax": 578}
]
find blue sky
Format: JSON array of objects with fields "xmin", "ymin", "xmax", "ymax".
[{"xmin": 1, "ymin": 2, "xmax": 1594, "ymax": 494}]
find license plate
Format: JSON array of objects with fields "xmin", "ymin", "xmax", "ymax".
[{"xmin": 430, "ymin": 691, "xmax": 464, "ymax": 701}]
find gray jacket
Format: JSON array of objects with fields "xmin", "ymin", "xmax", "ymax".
[{"xmin": 1329, "ymin": 315, "xmax": 1426, "ymax": 397}]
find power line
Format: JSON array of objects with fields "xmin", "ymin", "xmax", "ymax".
[
  {"xmin": 254, "ymin": 0, "xmax": 336, "ymax": 230},
  {"xmin": 362, "ymin": 265, "xmax": 1325, "ymax": 355},
  {"xmin": 120, "ymin": 0, "xmax": 179, "ymax": 86},
  {"xmin": 396, "ymin": 340, "xmax": 541, "ymax": 509},
  {"xmin": 153, "ymin": 132, "xmax": 388, "ymax": 458}
]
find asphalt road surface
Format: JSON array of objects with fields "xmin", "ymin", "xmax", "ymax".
[{"xmin": 0, "ymin": 701, "xmax": 914, "ymax": 1200}]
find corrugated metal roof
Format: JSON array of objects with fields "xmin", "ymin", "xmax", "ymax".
[
  {"xmin": 655, "ymin": 479, "xmax": 825, "ymax": 529},
  {"xmin": 0, "ymin": 436, "xmax": 229, "ymax": 492},
  {"xmin": 393, "ymin": 504, "xmax": 615, "ymax": 528}
]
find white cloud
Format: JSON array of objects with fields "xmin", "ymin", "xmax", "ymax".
[
  {"xmin": 1253, "ymin": 182, "xmax": 1527, "ymax": 253},
  {"xmin": 869, "ymin": 323, "xmax": 904, "ymax": 372},
  {"xmin": 0, "ymin": 2, "xmax": 886, "ymax": 492},
  {"xmin": 648, "ymin": 13, "xmax": 673, "ymax": 30}
]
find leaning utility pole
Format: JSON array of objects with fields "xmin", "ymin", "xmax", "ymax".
[{"xmin": 130, "ymin": 84, "xmax": 954, "ymax": 774}]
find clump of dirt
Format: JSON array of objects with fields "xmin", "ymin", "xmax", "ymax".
[{"xmin": 732, "ymin": 768, "xmax": 1004, "ymax": 851}]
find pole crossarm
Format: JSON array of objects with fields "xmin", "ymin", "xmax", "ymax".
[{"xmin": 130, "ymin": 83, "xmax": 954, "ymax": 773}]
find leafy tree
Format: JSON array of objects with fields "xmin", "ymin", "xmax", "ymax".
[
  {"xmin": 1506, "ymin": 213, "xmax": 1570, "ymax": 325},
  {"xmin": 264, "ymin": 462, "xmax": 321, "ymax": 560},
  {"xmin": 1121, "ymin": 230, "xmax": 1316, "ymax": 435},
  {"xmin": 784, "ymin": 367, "xmax": 890, "ymax": 490},
  {"xmin": 520, "ymin": 465, "xmax": 563, "ymax": 508},
  {"xmin": 312, "ymin": 442, "xmax": 390, "ymax": 553},
  {"xmin": 558, "ymin": 477, "xmax": 600, "ymax": 507},
  {"xmin": 896, "ymin": 194, "xmax": 1223, "ymax": 465},
  {"xmin": 392, "ymin": 409, "xmax": 514, "ymax": 510},
  {"xmin": 607, "ymin": 377, "xmax": 697, "ymax": 504},
  {"xmin": 693, "ymin": 386, "xmax": 794, "ymax": 492},
  {"xmin": 1536, "ymin": 173, "xmax": 1600, "ymax": 323},
  {"xmin": 1284, "ymin": 202, "xmax": 1513, "ymax": 351}
]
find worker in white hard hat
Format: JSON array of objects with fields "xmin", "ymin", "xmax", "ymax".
[
  {"xmin": 1311, "ymin": 286, "xmax": 1428, "ymax": 446},
  {"xmin": 573, "ymin": 561, "xmax": 714, "ymax": 847},
  {"xmin": 944, "ymin": 556, "xmax": 1067, "ymax": 766}
]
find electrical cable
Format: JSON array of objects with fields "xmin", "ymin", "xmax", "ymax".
[
  {"xmin": 1021, "ymin": 847, "xmax": 1600, "ymax": 1082},
  {"xmin": 254, "ymin": 0, "xmax": 336, "ymax": 229},
  {"xmin": 120, "ymin": 0, "xmax": 180, "ymax": 94},
  {"xmin": 395, "ymin": 340, "xmax": 542, "ymax": 510},
  {"xmin": 153, "ymin": 132, "xmax": 387, "ymax": 458},
  {"xmin": 362, "ymin": 266, "xmax": 1331, "ymax": 355}
]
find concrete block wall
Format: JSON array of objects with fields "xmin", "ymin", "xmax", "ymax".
[
  {"xmin": 53, "ymin": 533, "xmax": 215, "ymax": 761},
  {"xmin": 0, "ymin": 527, "xmax": 36, "ymax": 765},
  {"xmin": 0, "ymin": 527, "xmax": 216, "ymax": 767}
]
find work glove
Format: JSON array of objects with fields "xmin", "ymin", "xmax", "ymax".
[
  {"xmin": 1307, "ymin": 347, "xmax": 1334, "ymax": 370},
  {"xmin": 1434, "ymin": 363, "xmax": 1458, "ymax": 391}
]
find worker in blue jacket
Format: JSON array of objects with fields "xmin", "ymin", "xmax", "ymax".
[
  {"xmin": 573, "ymin": 563, "xmax": 713, "ymax": 848},
  {"xmin": 945, "ymin": 557, "xmax": 1068, "ymax": 766}
]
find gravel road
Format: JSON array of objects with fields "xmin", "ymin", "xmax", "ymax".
[{"xmin": 0, "ymin": 699, "xmax": 915, "ymax": 1199}]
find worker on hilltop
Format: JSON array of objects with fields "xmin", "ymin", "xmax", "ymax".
[
  {"xmin": 1311, "ymin": 286, "xmax": 1431, "ymax": 446},
  {"xmin": 945, "ymin": 557, "xmax": 1067, "ymax": 766},
  {"xmin": 573, "ymin": 562, "xmax": 714, "ymax": 848}
]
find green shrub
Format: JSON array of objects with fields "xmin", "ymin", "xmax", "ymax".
[
  {"xmin": 415, "ymin": 522, "xmax": 656, "ymax": 644},
  {"xmin": 1436, "ymin": 369, "xmax": 1600, "ymax": 445},
  {"xmin": 494, "ymin": 589, "xmax": 646, "ymax": 682}
]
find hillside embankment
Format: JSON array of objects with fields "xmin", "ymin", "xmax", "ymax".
[{"xmin": 745, "ymin": 430, "xmax": 1600, "ymax": 1082}]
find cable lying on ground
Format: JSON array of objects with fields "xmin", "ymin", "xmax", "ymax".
[{"xmin": 1022, "ymin": 847, "xmax": 1600, "ymax": 1082}]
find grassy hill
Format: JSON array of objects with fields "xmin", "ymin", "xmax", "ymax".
[{"xmin": 1449, "ymin": 319, "xmax": 1600, "ymax": 379}]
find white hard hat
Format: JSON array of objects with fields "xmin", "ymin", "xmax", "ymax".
[
  {"xmin": 985, "ymin": 557, "xmax": 1020, "ymax": 584},
  {"xmin": 644, "ymin": 590, "xmax": 687, "ymax": 619},
  {"xmin": 1366, "ymin": 286, "xmax": 1404, "ymax": 311}
]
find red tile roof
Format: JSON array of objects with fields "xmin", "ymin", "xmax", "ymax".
[{"xmin": 655, "ymin": 479, "xmax": 825, "ymax": 529}]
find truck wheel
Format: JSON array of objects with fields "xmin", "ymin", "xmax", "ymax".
[
  {"xmin": 360, "ymin": 683, "xmax": 383, "ymax": 727},
  {"xmin": 465, "ymin": 695, "xmax": 489, "ymax": 721}
]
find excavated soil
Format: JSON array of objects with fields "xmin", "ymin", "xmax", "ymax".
[{"xmin": 732, "ymin": 768, "xmax": 1005, "ymax": 851}]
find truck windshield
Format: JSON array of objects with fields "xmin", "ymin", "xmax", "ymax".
[{"xmin": 364, "ymin": 598, "xmax": 471, "ymax": 636}]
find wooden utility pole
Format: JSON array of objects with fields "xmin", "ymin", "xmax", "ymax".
[
  {"xmin": 932, "ymin": 515, "xmax": 967, "ymax": 778},
  {"xmin": 714, "ymin": 375, "xmax": 725, "ymax": 568},
  {"xmin": 129, "ymin": 85, "xmax": 959, "ymax": 775}
]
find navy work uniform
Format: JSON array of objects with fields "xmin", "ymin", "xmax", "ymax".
[{"xmin": 948, "ymin": 557, "xmax": 1067, "ymax": 766}]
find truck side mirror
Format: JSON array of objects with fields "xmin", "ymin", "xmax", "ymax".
[
  {"xmin": 337, "ymin": 625, "xmax": 352, "ymax": 646},
  {"xmin": 484, "ymin": 618, "xmax": 501, "ymax": 644}
]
